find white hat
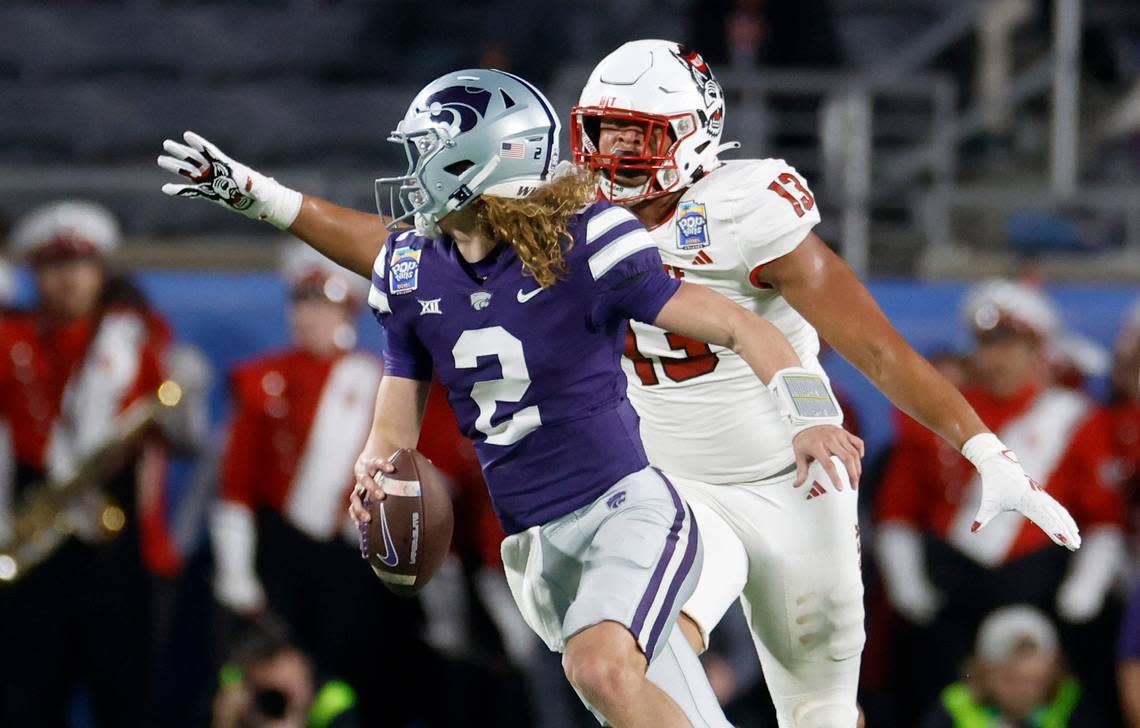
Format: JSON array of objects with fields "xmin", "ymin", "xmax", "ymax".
[
  {"xmin": 10, "ymin": 201, "xmax": 120, "ymax": 261},
  {"xmin": 1048, "ymin": 332, "xmax": 1111, "ymax": 378},
  {"xmin": 279, "ymin": 243, "xmax": 368, "ymax": 306},
  {"xmin": 975, "ymin": 605, "xmax": 1058, "ymax": 662},
  {"xmin": 961, "ymin": 279, "xmax": 1060, "ymax": 341}
]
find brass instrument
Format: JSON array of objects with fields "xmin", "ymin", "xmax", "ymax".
[{"xmin": 0, "ymin": 380, "xmax": 184, "ymax": 584}]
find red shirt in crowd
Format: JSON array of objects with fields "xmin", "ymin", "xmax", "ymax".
[
  {"xmin": 877, "ymin": 384, "xmax": 1126, "ymax": 565},
  {"xmin": 0, "ymin": 304, "xmax": 179, "ymax": 574}
]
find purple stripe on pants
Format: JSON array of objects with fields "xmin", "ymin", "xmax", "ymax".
[
  {"xmin": 630, "ymin": 470, "xmax": 686, "ymax": 648},
  {"xmin": 645, "ymin": 502, "xmax": 699, "ymax": 659}
]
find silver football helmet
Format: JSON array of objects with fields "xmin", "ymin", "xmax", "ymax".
[{"xmin": 376, "ymin": 69, "xmax": 561, "ymax": 237}]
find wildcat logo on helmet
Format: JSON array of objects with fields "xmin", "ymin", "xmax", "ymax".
[
  {"xmin": 677, "ymin": 201, "xmax": 711, "ymax": 250},
  {"xmin": 420, "ymin": 86, "xmax": 493, "ymax": 135},
  {"xmin": 389, "ymin": 246, "xmax": 422, "ymax": 295}
]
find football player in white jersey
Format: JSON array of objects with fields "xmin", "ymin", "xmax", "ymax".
[
  {"xmin": 156, "ymin": 45, "xmax": 1081, "ymax": 727},
  {"xmin": 566, "ymin": 39, "xmax": 1081, "ymax": 726}
]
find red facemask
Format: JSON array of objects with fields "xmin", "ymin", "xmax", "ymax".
[{"xmin": 570, "ymin": 105, "xmax": 691, "ymax": 203}]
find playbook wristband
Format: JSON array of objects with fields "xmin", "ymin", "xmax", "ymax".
[{"xmin": 768, "ymin": 366, "xmax": 843, "ymax": 436}]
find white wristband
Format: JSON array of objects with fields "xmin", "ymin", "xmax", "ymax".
[
  {"xmin": 253, "ymin": 176, "xmax": 303, "ymax": 230},
  {"xmin": 768, "ymin": 367, "xmax": 843, "ymax": 436}
]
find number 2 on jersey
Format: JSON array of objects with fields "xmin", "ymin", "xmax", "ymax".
[
  {"xmin": 768, "ymin": 172, "xmax": 815, "ymax": 217},
  {"xmin": 452, "ymin": 327, "xmax": 541, "ymax": 446},
  {"xmin": 624, "ymin": 329, "xmax": 719, "ymax": 386}
]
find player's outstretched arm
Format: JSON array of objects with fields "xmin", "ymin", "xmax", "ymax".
[
  {"xmin": 157, "ymin": 130, "xmax": 385, "ymax": 278},
  {"xmin": 759, "ymin": 232, "xmax": 1080, "ymax": 550},
  {"xmin": 348, "ymin": 375, "xmax": 430, "ymax": 526},
  {"xmin": 656, "ymin": 281, "xmax": 864, "ymax": 487}
]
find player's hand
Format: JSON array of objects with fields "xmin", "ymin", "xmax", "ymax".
[
  {"xmin": 963, "ymin": 433, "xmax": 1081, "ymax": 550},
  {"xmin": 348, "ymin": 452, "xmax": 396, "ymax": 525},
  {"xmin": 157, "ymin": 130, "xmax": 302, "ymax": 229},
  {"xmin": 791, "ymin": 425, "xmax": 863, "ymax": 489}
]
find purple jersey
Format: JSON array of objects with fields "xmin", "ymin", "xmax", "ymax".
[{"xmin": 369, "ymin": 201, "xmax": 680, "ymax": 534}]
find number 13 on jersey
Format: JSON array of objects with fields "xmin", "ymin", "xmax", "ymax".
[{"xmin": 624, "ymin": 325, "xmax": 720, "ymax": 386}]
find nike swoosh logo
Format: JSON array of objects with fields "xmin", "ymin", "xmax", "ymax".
[
  {"xmin": 377, "ymin": 502, "xmax": 399, "ymax": 567},
  {"xmin": 516, "ymin": 287, "xmax": 544, "ymax": 303}
]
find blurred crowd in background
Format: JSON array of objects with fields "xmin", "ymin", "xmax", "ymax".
[{"xmin": 2, "ymin": 0, "xmax": 1140, "ymax": 727}]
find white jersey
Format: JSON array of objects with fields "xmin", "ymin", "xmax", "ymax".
[{"xmin": 624, "ymin": 159, "xmax": 824, "ymax": 484}]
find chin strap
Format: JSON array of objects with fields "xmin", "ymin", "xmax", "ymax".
[
  {"xmin": 417, "ymin": 156, "xmax": 505, "ymax": 238},
  {"xmin": 445, "ymin": 156, "xmax": 502, "ymax": 212}
]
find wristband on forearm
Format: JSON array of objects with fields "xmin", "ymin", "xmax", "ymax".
[
  {"xmin": 249, "ymin": 174, "xmax": 303, "ymax": 230},
  {"xmin": 768, "ymin": 366, "xmax": 843, "ymax": 436}
]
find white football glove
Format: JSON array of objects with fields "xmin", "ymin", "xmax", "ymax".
[
  {"xmin": 157, "ymin": 131, "xmax": 302, "ymax": 230},
  {"xmin": 962, "ymin": 433, "xmax": 1081, "ymax": 550}
]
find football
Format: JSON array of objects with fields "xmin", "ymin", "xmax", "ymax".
[{"xmin": 359, "ymin": 448, "xmax": 455, "ymax": 596}]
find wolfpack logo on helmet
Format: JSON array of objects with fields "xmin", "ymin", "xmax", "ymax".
[{"xmin": 389, "ymin": 246, "xmax": 422, "ymax": 295}]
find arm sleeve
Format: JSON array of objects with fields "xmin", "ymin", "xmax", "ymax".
[
  {"xmin": 731, "ymin": 161, "xmax": 821, "ymax": 275},
  {"xmin": 583, "ymin": 205, "xmax": 680, "ymax": 327},
  {"xmin": 369, "ymin": 235, "xmax": 433, "ymax": 381}
]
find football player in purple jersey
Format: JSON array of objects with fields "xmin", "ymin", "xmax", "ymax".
[{"xmin": 159, "ymin": 68, "xmax": 861, "ymax": 728}]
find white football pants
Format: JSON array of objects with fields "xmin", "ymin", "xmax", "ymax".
[{"xmin": 673, "ymin": 457, "xmax": 865, "ymax": 728}]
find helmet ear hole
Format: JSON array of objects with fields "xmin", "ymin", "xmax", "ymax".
[{"xmin": 443, "ymin": 160, "xmax": 475, "ymax": 177}]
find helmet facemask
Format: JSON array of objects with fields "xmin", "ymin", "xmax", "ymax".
[
  {"xmin": 375, "ymin": 123, "xmax": 499, "ymax": 238},
  {"xmin": 375, "ymin": 126, "xmax": 452, "ymax": 234},
  {"xmin": 571, "ymin": 106, "xmax": 694, "ymax": 203}
]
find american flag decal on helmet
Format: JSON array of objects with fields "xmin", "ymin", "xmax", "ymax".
[{"xmin": 499, "ymin": 141, "xmax": 526, "ymax": 159}]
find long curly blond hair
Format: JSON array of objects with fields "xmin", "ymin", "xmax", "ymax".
[{"xmin": 477, "ymin": 165, "xmax": 597, "ymax": 288}]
